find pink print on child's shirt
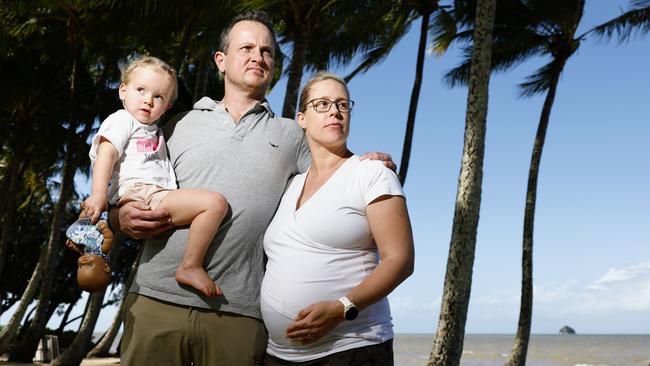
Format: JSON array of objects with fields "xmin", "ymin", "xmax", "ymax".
[{"xmin": 136, "ymin": 136, "xmax": 161, "ymax": 153}]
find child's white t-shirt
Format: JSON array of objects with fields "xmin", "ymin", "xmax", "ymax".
[{"xmin": 89, "ymin": 109, "xmax": 177, "ymax": 205}]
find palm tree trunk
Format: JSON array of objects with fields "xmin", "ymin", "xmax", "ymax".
[
  {"xmin": 193, "ymin": 59, "xmax": 210, "ymax": 103},
  {"xmin": 172, "ymin": 8, "xmax": 200, "ymax": 73},
  {"xmin": 3, "ymin": 5, "xmax": 84, "ymax": 357},
  {"xmin": 9, "ymin": 6, "xmax": 89, "ymax": 357},
  {"xmin": 87, "ymin": 246, "xmax": 142, "ymax": 358},
  {"xmin": 21, "ymin": 304, "xmax": 37, "ymax": 330},
  {"xmin": 399, "ymin": 11, "xmax": 430, "ymax": 184},
  {"xmin": 0, "ymin": 157, "xmax": 25, "ymax": 277},
  {"xmin": 282, "ymin": 29, "xmax": 308, "ymax": 118},
  {"xmin": 428, "ymin": 0, "xmax": 495, "ymax": 365},
  {"xmin": 85, "ymin": 296, "xmax": 125, "ymax": 358},
  {"xmin": 0, "ymin": 250, "xmax": 46, "ymax": 353},
  {"xmin": 51, "ymin": 291, "xmax": 106, "ymax": 366},
  {"xmin": 8, "ymin": 141, "xmax": 79, "ymax": 361},
  {"xmin": 51, "ymin": 240, "xmax": 122, "ymax": 366},
  {"xmin": 505, "ymin": 65, "xmax": 563, "ymax": 366},
  {"xmin": 56, "ymin": 297, "xmax": 80, "ymax": 336}
]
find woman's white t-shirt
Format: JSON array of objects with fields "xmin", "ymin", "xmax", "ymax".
[{"xmin": 261, "ymin": 155, "xmax": 404, "ymax": 361}]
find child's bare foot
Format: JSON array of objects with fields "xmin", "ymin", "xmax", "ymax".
[{"xmin": 175, "ymin": 266, "xmax": 221, "ymax": 297}]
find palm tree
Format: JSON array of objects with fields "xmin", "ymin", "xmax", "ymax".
[
  {"xmin": 592, "ymin": 0, "xmax": 650, "ymax": 42},
  {"xmin": 1, "ymin": 0, "xmax": 241, "ymax": 355},
  {"xmin": 9, "ymin": 135, "xmax": 83, "ymax": 361},
  {"xmin": 3, "ymin": 1, "xmax": 104, "ymax": 359},
  {"xmin": 263, "ymin": 0, "xmax": 340, "ymax": 118},
  {"xmin": 51, "ymin": 291, "xmax": 106, "ymax": 366},
  {"xmin": 107, "ymin": 0, "xmax": 235, "ymax": 87},
  {"xmin": 0, "ymin": 0, "xmax": 234, "ymax": 355},
  {"xmin": 427, "ymin": 0, "xmax": 496, "ymax": 364},
  {"xmin": 398, "ymin": 0, "xmax": 446, "ymax": 184},
  {"xmin": 445, "ymin": 1, "xmax": 586, "ymax": 365},
  {"xmin": 86, "ymin": 247, "xmax": 142, "ymax": 358},
  {"xmin": 341, "ymin": 1, "xmax": 461, "ymax": 184},
  {"xmin": 51, "ymin": 239, "xmax": 120, "ymax": 366},
  {"xmin": 398, "ymin": 1, "xmax": 437, "ymax": 184},
  {"xmin": 245, "ymin": 0, "xmax": 411, "ymax": 118},
  {"xmin": 0, "ymin": 2, "xmax": 70, "ymax": 349},
  {"xmin": 0, "ymin": 3, "xmax": 68, "ymax": 289},
  {"xmin": 241, "ymin": 0, "xmax": 329, "ymax": 118},
  {"xmin": 0, "ymin": 167, "xmax": 57, "ymax": 345},
  {"xmin": 0, "ymin": 96, "xmax": 52, "ymax": 279}
]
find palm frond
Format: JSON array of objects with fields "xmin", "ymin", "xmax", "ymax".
[
  {"xmin": 323, "ymin": 4, "xmax": 414, "ymax": 80},
  {"xmin": 518, "ymin": 57, "xmax": 563, "ymax": 97},
  {"xmin": 591, "ymin": 0, "xmax": 650, "ymax": 43},
  {"xmin": 344, "ymin": 43, "xmax": 403, "ymax": 82},
  {"xmin": 527, "ymin": 0, "xmax": 584, "ymax": 34},
  {"xmin": 490, "ymin": 27, "xmax": 547, "ymax": 71},
  {"xmin": 429, "ymin": 8, "xmax": 457, "ymax": 55},
  {"xmin": 444, "ymin": 26, "xmax": 546, "ymax": 87},
  {"xmin": 444, "ymin": 52, "xmax": 471, "ymax": 87}
]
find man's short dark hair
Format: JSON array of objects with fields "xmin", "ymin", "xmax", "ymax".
[{"xmin": 218, "ymin": 11, "xmax": 277, "ymax": 53}]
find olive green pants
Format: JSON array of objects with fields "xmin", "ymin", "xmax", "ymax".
[{"xmin": 121, "ymin": 293, "xmax": 267, "ymax": 366}]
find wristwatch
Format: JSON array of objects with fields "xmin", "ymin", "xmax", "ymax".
[{"xmin": 338, "ymin": 296, "xmax": 359, "ymax": 321}]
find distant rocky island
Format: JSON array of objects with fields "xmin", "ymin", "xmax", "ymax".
[{"xmin": 559, "ymin": 325, "xmax": 576, "ymax": 335}]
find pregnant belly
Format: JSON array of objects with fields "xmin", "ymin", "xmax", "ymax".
[
  {"xmin": 260, "ymin": 302, "xmax": 294, "ymax": 347},
  {"xmin": 260, "ymin": 267, "xmax": 351, "ymax": 345},
  {"xmin": 260, "ymin": 246, "xmax": 377, "ymax": 344}
]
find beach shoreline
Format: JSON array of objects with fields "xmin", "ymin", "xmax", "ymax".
[{"xmin": 3, "ymin": 334, "xmax": 649, "ymax": 366}]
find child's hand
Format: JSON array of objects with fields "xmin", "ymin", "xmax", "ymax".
[{"xmin": 84, "ymin": 195, "xmax": 108, "ymax": 224}]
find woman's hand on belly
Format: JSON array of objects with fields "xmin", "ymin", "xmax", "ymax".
[{"xmin": 285, "ymin": 300, "xmax": 344, "ymax": 345}]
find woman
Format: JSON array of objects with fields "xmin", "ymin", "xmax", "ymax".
[{"xmin": 261, "ymin": 72, "xmax": 415, "ymax": 365}]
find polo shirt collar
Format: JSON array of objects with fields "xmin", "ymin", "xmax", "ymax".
[
  {"xmin": 249, "ymin": 99, "xmax": 275, "ymax": 118},
  {"xmin": 192, "ymin": 97, "xmax": 275, "ymax": 118}
]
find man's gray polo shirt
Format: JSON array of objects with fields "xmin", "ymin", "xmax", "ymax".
[{"xmin": 131, "ymin": 97, "xmax": 310, "ymax": 319}]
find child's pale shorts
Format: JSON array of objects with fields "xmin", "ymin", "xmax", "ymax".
[{"xmin": 118, "ymin": 183, "xmax": 172, "ymax": 209}]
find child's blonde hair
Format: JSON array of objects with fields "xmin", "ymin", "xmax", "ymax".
[{"xmin": 121, "ymin": 55, "xmax": 178, "ymax": 103}]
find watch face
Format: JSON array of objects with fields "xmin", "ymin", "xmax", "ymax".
[{"xmin": 345, "ymin": 306, "xmax": 359, "ymax": 321}]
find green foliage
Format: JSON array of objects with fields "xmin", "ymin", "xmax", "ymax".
[
  {"xmin": 0, "ymin": 2, "xmax": 248, "ymax": 331},
  {"xmin": 2, "ymin": 0, "xmax": 433, "ymax": 321},
  {"xmin": 445, "ymin": 0, "xmax": 584, "ymax": 97}
]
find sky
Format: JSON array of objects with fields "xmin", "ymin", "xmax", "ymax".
[
  {"xmin": 330, "ymin": 0, "xmax": 648, "ymax": 334},
  {"xmin": 3, "ymin": 0, "xmax": 647, "ymax": 336}
]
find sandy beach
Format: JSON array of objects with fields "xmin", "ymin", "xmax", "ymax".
[{"xmin": 0, "ymin": 358, "xmax": 119, "ymax": 366}]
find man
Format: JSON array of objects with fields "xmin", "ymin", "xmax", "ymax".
[{"xmin": 114, "ymin": 11, "xmax": 393, "ymax": 365}]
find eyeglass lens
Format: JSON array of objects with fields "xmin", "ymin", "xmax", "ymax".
[{"xmin": 311, "ymin": 99, "xmax": 354, "ymax": 113}]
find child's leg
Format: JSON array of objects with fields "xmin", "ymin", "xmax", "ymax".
[{"xmin": 157, "ymin": 189, "xmax": 228, "ymax": 297}]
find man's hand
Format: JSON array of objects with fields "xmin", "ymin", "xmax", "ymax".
[
  {"xmin": 112, "ymin": 201, "xmax": 173, "ymax": 239},
  {"xmin": 359, "ymin": 152, "xmax": 396, "ymax": 172}
]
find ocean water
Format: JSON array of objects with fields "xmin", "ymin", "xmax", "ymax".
[{"xmin": 394, "ymin": 334, "xmax": 650, "ymax": 366}]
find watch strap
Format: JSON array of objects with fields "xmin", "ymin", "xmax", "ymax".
[
  {"xmin": 338, "ymin": 296, "xmax": 354, "ymax": 308},
  {"xmin": 338, "ymin": 296, "xmax": 359, "ymax": 321}
]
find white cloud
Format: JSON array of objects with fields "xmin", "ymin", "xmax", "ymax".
[
  {"xmin": 388, "ymin": 261, "xmax": 650, "ymax": 333},
  {"xmin": 473, "ymin": 295, "xmax": 500, "ymax": 305},
  {"xmin": 462, "ymin": 261, "xmax": 650, "ymax": 333},
  {"xmin": 388, "ymin": 295, "xmax": 441, "ymax": 333},
  {"xmin": 538, "ymin": 261, "xmax": 650, "ymax": 314},
  {"xmin": 389, "ymin": 295, "xmax": 440, "ymax": 312},
  {"xmin": 591, "ymin": 261, "xmax": 650, "ymax": 287}
]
